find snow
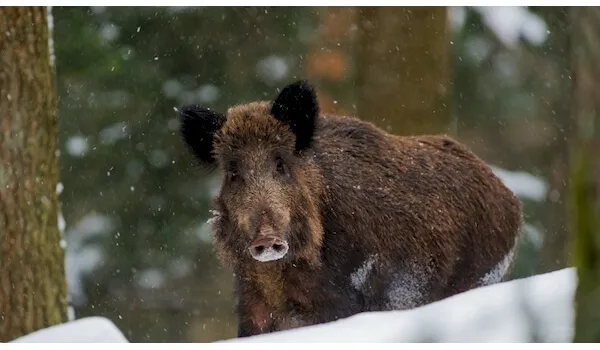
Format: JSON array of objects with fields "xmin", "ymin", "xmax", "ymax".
[
  {"xmin": 10, "ymin": 317, "xmax": 128, "ymax": 343},
  {"xmin": 90, "ymin": 6, "xmax": 106, "ymax": 14},
  {"xmin": 167, "ymin": 118, "xmax": 179, "ymax": 131},
  {"xmin": 477, "ymin": 237, "xmax": 518, "ymax": 287},
  {"xmin": 162, "ymin": 79, "xmax": 183, "ymax": 98},
  {"xmin": 474, "ymin": 7, "xmax": 548, "ymax": 47},
  {"xmin": 100, "ymin": 23, "xmax": 119, "ymax": 42},
  {"xmin": 66, "ymin": 246, "xmax": 103, "ymax": 305},
  {"xmin": 222, "ymin": 268, "xmax": 576, "ymax": 342},
  {"xmin": 66, "ymin": 135, "xmax": 89, "ymax": 157},
  {"xmin": 65, "ymin": 211, "xmax": 113, "ymax": 306},
  {"xmin": 47, "ymin": 6, "xmax": 55, "ymax": 68},
  {"xmin": 197, "ymin": 84, "xmax": 220, "ymax": 103},
  {"xmin": 491, "ymin": 165, "xmax": 548, "ymax": 201},
  {"xmin": 256, "ymin": 55, "xmax": 289, "ymax": 85},
  {"xmin": 99, "ymin": 121, "xmax": 128, "ymax": 145},
  {"xmin": 7, "ymin": 269, "xmax": 576, "ymax": 343},
  {"xmin": 58, "ymin": 213, "xmax": 66, "ymax": 233},
  {"xmin": 523, "ymin": 222, "xmax": 544, "ymax": 248},
  {"xmin": 167, "ymin": 257, "xmax": 193, "ymax": 278},
  {"xmin": 465, "ymin": 36, "xmax": 493, "ymax": 64},
  {"xmin": 136, "ymin": 268, "xmax": 166, "ymax": 289},
  {"xmin": 350, "ymin": 255, "xmax": 376, "ymax": 291},
  {"xmin": 449, "ymin": 7, "xmax": 467, "ymax": 32},
  {"xmin": 56, "ymin": 182, "xmax": 64, "ymax": 195},
  {"xmin": 149, "ymin": 149, "xmax": 169, "ymax": 168},
  {"xmin": 67, "ymin": 305, "xmax": 76, "ymax": 321},
  {"xmin": 386, "ymin": 260, "xmax": 430, "ymax": 310},
  {"xmin": 196, "ymin": 222, "xmax": 213, "ymax": 243},
  {"xmin": 207, "ymin": 209, "xmax": 221, "ymax": 226}
]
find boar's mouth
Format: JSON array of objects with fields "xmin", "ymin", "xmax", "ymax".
[{"xmin": 248, "ymin": 236, "xmax": 289, "ymax": 262}]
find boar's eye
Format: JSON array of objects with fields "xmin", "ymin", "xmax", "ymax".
[
  {"xmin": 227, "ymin": 171, "xmax": 239, "ymax": 182},
  {"xmin": 226, "ymin": 162, "xmax": 240, "ymax": 182},
  {"xmin": 275, "ymin": 156, "xmax": 288, "ymax": 176}
]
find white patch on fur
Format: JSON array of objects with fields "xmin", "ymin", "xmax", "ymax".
[
  {"xmin": 386, "ymin": 260, "xmax": 430, "ymax": 310},
  {"xmin": 350, "ymin": 256, "xmax": 376, "ymax": 291},
  {"xmin": 251, "ymin": 241, "xmax": 289, "ymax": 262},
  {"xmin": 478, "ymin": 238, "xmax": 518, "ymax": 287},
  {"xmin": 206, "ymin": 210, "xmax": 221, "ymax": 226}
]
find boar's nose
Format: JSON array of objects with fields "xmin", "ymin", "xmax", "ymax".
[{"xmin": 248, "ymin": 236, "xmax": 289, "ymax": 262}]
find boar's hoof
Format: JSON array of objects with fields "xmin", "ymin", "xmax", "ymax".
[{"xmin": 249, "ymin": 237, "xmax": 289, "ymax": 262}]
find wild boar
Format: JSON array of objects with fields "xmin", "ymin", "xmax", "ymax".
[{"xmin": 178, "ymin": 80, "xmax": 522, "ymax": 337}]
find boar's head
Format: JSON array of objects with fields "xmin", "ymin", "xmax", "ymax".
[{"xmin": 179, "ymin": 81, "xmax": 324, "ymax": 267}]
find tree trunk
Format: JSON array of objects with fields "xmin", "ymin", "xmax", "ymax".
[
  {"xmin": 0, "ymin": 6, "xmax": 68, "ymax": 341},
  {"xmin": 533, "ymin": 7, "xmax": 573, "ymax": 274},
  {"xmin": 569, "ymin": 6, "xmax": 600, "ymax": 343},
  {"xmin": 303, "ymin": 7, "xmax": 356, "ymax": 116},
  {"xmin": 354, "ymin": 7, "xmax": 451, "ymax": 136}
]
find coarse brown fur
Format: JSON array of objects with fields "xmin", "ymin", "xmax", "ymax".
[{"xmin": 178, "ymin": 81, "xmax": 522, "ymax": 337}]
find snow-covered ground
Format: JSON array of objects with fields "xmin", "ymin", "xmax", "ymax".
[
  {"xmin": 11, "ymin": 317, "xmax": 129, "ymax": 343},
  {"xmin": 12, "ymin": 268, "xmax": 575, "ymax": 343},
  {"xmin": 223, "ymin": 268, "xmax": 575, "ymax": 343}
]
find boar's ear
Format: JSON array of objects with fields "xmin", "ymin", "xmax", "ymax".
[
  {"xmin": 178, "ymin": 104, "xmax": 225, "ymax": 167},
  {"xmin": 271, "ymin": 80, "xmax": 319, "ymax": 153}
]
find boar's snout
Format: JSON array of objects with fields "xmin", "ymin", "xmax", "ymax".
[{"xmin": 248, "ymin": 235, "xmax": 289, "ymax": 262}]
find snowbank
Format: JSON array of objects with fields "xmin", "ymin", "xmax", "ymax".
[
  {"xmin": 223, "ymin": 268, "xmax": 576, "ymax": 343},
  {"xmin": 10, "ymin": 316, "xmax": 128, "ymax": 343},
  {"xmin": 8, "ymin": 269, "xmax": 574, "ymax": 343}
]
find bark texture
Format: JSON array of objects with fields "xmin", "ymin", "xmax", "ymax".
[
  {"xmin": 355, "ymin": 7, "xmax": 451, "ymax": 135},
  {"xmin": 0, "ymin": 6, "xmax": 68, "ymax": 342},
  {"xmin": 570, "ymin": 6, "xmax": 600, "ymax": 343}
]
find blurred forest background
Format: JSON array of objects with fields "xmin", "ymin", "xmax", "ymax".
[{"xmin": 43, "ymin": 6, "xmax": 576, "ymax": 342}]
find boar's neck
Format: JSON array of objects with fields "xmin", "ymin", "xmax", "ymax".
[{"xmin": 242, "ymin": 259, "xmax": 319, "ymax": 312}]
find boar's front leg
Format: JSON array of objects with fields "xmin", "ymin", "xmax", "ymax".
[{"xmin": 236, "ymin": 283, "xmax": 275, "ymax": 337}]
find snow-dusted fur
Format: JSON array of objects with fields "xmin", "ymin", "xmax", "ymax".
[{"xmin": 222, "ymin": 268, "xmax": 575, "ymax": 343}]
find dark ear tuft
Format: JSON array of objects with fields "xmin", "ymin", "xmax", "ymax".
[
  {"xmin": 271, "ymin": 80, "xmax": 319, "ymax": 153},
  {"xmin": 178, "ymin": 104, "xmax": 225, "ymax": 167}
]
